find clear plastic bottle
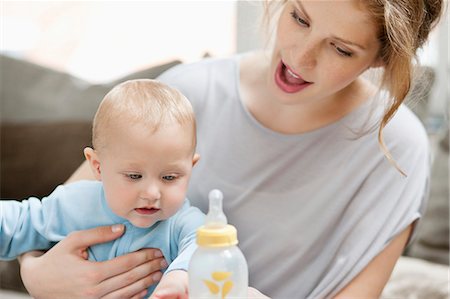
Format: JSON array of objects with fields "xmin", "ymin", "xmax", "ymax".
[{"xmin": 189, "ymin": 189, "xmax": 248, "ymax": 299}]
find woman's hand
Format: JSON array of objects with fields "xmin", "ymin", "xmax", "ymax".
[{"xmin": 19, "ymin": 225, "xmax": 166, "ymax": 299}]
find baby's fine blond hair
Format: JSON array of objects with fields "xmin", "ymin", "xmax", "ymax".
[{"xmin": 92, "ymin": 79, "xmax": 196, "ymax": 151}]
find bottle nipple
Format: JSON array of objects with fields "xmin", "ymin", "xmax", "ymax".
[
  {"xmin": 205, "ymin": 189, "xmax": 227, "ymax": 228},
  {"xmin": 196, "ymin": 189, "xmax": 238, "ymax": 247}
]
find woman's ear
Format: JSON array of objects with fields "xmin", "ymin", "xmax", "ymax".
[
  {"xmin": 370, "ymin": 56, "xmax": 385, "ymax": 68},
  {"xmin": 192, "ymin": 153, "xmax": 200, "ymax": 167},
  {"xmin": 84, "ymin": 147, "xmax": 102, "ymax": 181}
]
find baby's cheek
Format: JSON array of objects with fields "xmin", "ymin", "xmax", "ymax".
[
  {"xmin": 165, "ymin": 195, "xmax": 186, "ymax": 215},
  {"xmin": 109, "ymin": 199, "xmax": 131, "ymax": 219}
]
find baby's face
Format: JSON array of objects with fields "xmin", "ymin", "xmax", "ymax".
[{"xmin": 98, "ymin": 122, "xmax": 197, "ymax": 228}]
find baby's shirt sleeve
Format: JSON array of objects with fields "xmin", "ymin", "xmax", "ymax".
[
  {"xmin": 165, "ymin": 199, "xmax": 205, "ymax": 273},
  {"xmin": 0, "ymin": 181, "xmax": 104, "ymax": 260},
  {"xmin": 0, "ymin": 186, "xmax": 68, "ymax": 260}
]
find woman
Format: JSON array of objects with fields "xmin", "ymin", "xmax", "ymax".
[{"xmin": 19, "ymin": 0, "xmax": 443, "ymax": 298}]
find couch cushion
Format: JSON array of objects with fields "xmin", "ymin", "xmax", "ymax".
[
  {"xmin": 381, "ymin": 256, "xmax": 449, "ymax": 299},
  {"xmin": 0, "ymin": 122, "xmax": 92, "ymax": 199},
  {"xmin": 1, "ymin": 55, "xmax": 101, "ymax": 123},
  {"xmin": 0, "ymin": 55, "xmax": 181, "ymax": 123}
]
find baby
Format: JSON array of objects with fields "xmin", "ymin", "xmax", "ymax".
[{"xmin": 0, "ymin": 79, "xmax": 204, "ymax": 298}]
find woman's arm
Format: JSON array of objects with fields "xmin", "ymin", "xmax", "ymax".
[
  {"xmin": 66, "ymin": 160, "xmax": 95, "ymax": 183},
  {"xmin": 334, "ymin": 224, "xmax": 413, "ymax": 298},
  {"xmin": 19, "ymin": 225, "xmax": 165, "ymax": 299}
]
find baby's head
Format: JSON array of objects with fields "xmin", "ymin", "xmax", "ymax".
[
  {"xmin": 84, "ymin": 79, "xmax": 199, "ymax": 228},
  {"xmin": 92, "ymin": 79, "xmax": 196, "ymax": 153}
]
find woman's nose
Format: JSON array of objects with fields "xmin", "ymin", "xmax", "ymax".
[{"xmin": 292, "ymin": 43, "xmax": 318, "ymax": 70}]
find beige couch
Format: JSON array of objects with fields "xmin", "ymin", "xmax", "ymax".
[{"xmin": 0, "ymin": 54, "xmax": 448, "ymax": 298}]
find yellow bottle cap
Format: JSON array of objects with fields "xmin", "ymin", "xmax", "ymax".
[{"xmin": 196, "ymin": 224, "xmax": 238, "ymax": 247}]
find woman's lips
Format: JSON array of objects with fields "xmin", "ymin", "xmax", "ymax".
[
  {"xmin": 135, "ymin": 207, "xmax": 160, "ymax": 215},
  {"xmin": 274, "ymin": 60, "xmax": 313, "ymax": 93}
]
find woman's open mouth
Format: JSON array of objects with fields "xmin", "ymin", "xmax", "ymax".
[{"xmin": 274, "ymin": 60, "xmax": 313, "ymax": 93}]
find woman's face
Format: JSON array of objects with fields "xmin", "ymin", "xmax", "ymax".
[{"xmin": 268, "ymin": 0, "xmax": 381, "ymax": 105}]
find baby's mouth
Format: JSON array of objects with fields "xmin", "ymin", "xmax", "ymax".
[{"xmin": 135, "ymin": 207, "xmax": 160, "ymax": 215}]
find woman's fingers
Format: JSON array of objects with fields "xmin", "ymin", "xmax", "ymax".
[
  {"xmin": 97, "ymin": 251, "xmax": 165, "ymax": 294},
  {"xmin": 101, "ymin": 270, "xmax": 161, "ymax": 299},
  {"xmin": 72, "ymin": 232, "xmax": 166, "ymax": 298},
  {"xmin": 19, "ymin": 226, "xmax": 165, "ymax": 299},
  {"xmin": 65, "ymin": 226, "xmax": 166, "ymax": 294},
  {"xmin": 20, "ymin": 245, "xmax": 98, "ymax": 299},
  {"xmin": 95, "ymin": 248, "xmax": 165, "ymax": 281},
  {"xmin": 130, "ymin": 290, "xmax": 150, "ymax": 299},
  {"xmin": 65, "ymin": 225, "xmax": 125, "ymax": 251}
]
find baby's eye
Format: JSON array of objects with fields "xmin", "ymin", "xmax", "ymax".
[
  {"xmin": 162, "ymin": 175, "xmax": 177, "ymax": 181},
  {"xmin": 127, "ymin": 174, "xmax": 142, "ymax": 180}
]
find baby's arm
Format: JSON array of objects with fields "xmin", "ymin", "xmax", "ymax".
[
  {"xmin": 150, "ymin": 270, "xmax": 188, "ymax": 299},
  {"xmin": 0, "ymin": 197, "xmax": 55, "ymax": 259},
  {"xmin": 149, "ymin": 202, "xmax": 203, "ymax": 298},
  {"xmin": 1, "ymin": 183, "xmax": 94, "ymax": 260}
]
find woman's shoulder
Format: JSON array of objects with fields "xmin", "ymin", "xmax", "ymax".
[
  {"xmin": 157, "ymin": 54, "xmax": 240, "ymax": 83},
  {"xmin": 384, "ymin": 104, "xmax": 429, "ymax": 149},
  {"xmin": 157, "ymin": 54, "xmax": 244, "ymax": 105},
  {"xmin": 379, "ymin": 104, "xmax": 430, "ymax": 176},
  {"xmin": 343, "ymin": 95, "xmax": 429, "ymax": 175},
  {"xmin": 354, "ymin": 87, "xmax": 429, "ymax": 152}
]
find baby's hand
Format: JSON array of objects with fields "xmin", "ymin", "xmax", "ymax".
[{"xmin": 150, "ymin": 270, "xmax": 188, "ymax": 299}]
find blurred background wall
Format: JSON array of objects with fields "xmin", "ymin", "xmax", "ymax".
[{"xmin": 2, "ymin": 1, "xmax": 447, "ymax": 119}]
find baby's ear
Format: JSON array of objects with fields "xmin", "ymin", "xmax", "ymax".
[
  {"xmin": 83, "ymin": 147, "xmax": 102, "ymax": 181},
  {"xmin": 192, "ymin": 153, "xmax": 200, "ymax": 166}
]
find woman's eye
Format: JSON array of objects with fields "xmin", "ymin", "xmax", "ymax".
[
  {"xmin": 332, "ymin": 44, "xmax": 353, "ymax": 57},
  {"xmin": 290, "ymin": 10, "xmax": 309, "ymax": 27},
  {"xmin": 162, "ymin": 175, "xmax": 177, "ymax": 181},
  {"xmin": 127, "ymin": 174, "xmax": 142, "ymax": 180}
]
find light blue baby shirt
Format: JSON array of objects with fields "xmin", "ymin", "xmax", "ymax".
[{"xmin": 0, "ymin": 180, "xmax": 205, "ymax": 295}]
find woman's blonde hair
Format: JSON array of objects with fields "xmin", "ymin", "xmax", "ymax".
[
  {"xmin": 263, "ymin": 0, "xmax": 444, "ymax": 175},
  {"xmin": 92, "ymin": 79, "xmax": 196, "ymax": 151},
  {"xmin": 364, "ymin": 0, "xmax": 443, "ymax": 175}
]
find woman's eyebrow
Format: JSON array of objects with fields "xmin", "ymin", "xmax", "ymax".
[
  {"xmin": 296, "ymin": 0, "xmax": 366, "ymax": 50},
  {"xmin": 332, "ymin": 36, "xmax": 366, "ymax": 50},
  {"xmin": 295, "ymin": 0, "xmax": 311, "ymax": 21}
]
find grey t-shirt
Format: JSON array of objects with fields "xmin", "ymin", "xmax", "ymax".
[{"xmin": 157, "ymin": 54, "xmax": 430, "ymax": 298}]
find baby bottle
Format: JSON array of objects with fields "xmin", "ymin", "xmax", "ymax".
[{"xmin": 189, "ymin": 189, "xmax": 248, "ymax": 299}]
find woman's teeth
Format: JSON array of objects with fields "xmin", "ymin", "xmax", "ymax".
[
  {"xmin": 284, "ymin": 66, "xmax": 305, "ymax": 85},
  {"xmin": 287, "ymin": 68, "xmax": 300, "ymax": 79},
  {"xmin": 274, "ymin": 60, "xmax": 312, "ymax": 93}
]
